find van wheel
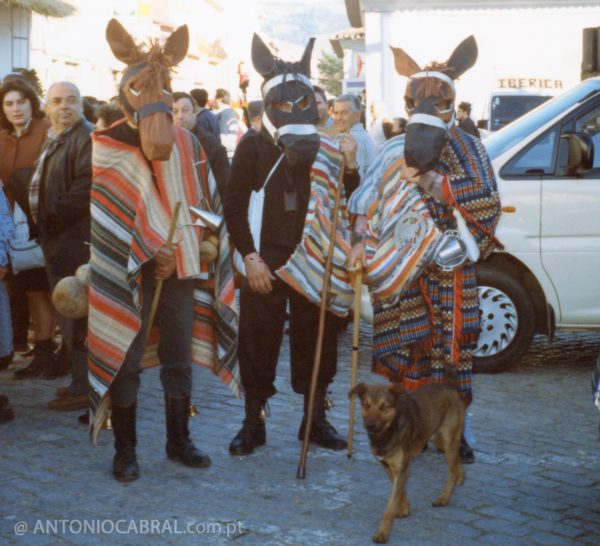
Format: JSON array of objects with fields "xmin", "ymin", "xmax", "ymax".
[{"xmin": 473, "ymin": 264, "xmax": 535, "ymax": 373}]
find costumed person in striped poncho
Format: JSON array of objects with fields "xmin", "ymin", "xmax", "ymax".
[
  {"xmin": 347, "ymin": 37, "xmax": 503, "ymax": 464},
  {"xmin": 224, "ymin": 34, "xmax": 359, "ymax": 456},
  {"xmin": 88, "ymin": 20, "xmax": 240, "ymax": 482}
]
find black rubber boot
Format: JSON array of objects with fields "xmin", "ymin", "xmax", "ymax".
[
  {"xmin": 165, "ymin": 396, "xmax": 211, "ymax": 468},
  {"xmin": 298, "ymin": 389, "xmax": 347, "ymax": 451},
  {"xmin": 460, "ymin": 435, "xmax": 475, "ymax": 464},
  {"xmin": 111, "ymin": 403, "xmax": 139, "ymax": 482},
  {"xmin": 14, "ymin": 339, "xmax": 57, "ymax": 380},
  {"xmin": 229, "ymin": 397, "xmax": 266, "ymax": 456}
]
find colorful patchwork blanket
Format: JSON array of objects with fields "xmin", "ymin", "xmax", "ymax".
[
  {"xmin": 276, "ymin": 134, "xmax": 353, "ymax": 317},
  {"xmin": 88, "ymin": 123, "xmax": 240, "ymax": 441}
]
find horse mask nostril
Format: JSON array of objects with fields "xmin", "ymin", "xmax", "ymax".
[
  {"xmin": 279, "ymin": 134, "xmax": 320, "ymax": 167},
  {"xmin": 404, "ymin": 123, "xmax": 448, "ymax": 173}
]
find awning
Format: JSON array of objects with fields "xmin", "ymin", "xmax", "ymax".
[
  {"xmin": 0, "ymin": 0, "xmax": 76, "ymax": 18},
  {"xmin": 330, "ymin": 27, "xmax": 365, "ymax": 58}
]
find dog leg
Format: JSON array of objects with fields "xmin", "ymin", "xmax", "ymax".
[
  {"xmin": 433, "ymin": 429, "xmax": 462, "ymax": 507},
  {"xmin": 373, "ymin": 460, "xmax": 408, "ymax": 543},
  {"xmin": 395, "ymin": 463, "xmax": 410, "ymax": 518}
]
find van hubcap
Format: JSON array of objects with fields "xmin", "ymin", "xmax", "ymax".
[{"xmin": 475, "ymin": 286, "xmax": 518, "ymax": 357}]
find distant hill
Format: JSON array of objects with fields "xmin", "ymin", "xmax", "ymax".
[{"xmin": 258, "ymin": 1, "xmax": 349, "ymax": 46}]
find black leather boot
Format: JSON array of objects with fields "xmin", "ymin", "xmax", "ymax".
[
  {"xmin": 460, "ymin": 435, "xmax": 475, "ymax": 464},
  {"xmin": 298, "ymin": 389, "xmax": 347, "ymax": 451},
  {"xmin": 14, "ymin": 339, "xmax": 57, "ymax": 380},
  {"xmin": 111, "ymin": 403, "xmax": 139, "ymax": 482},
  {"xmin": 165, "ymin": 395, "xmax": 211, "ymax": 468},
  {"xmin": 229, "ymin": 397, "xmax": 266, "ymax": 456}
]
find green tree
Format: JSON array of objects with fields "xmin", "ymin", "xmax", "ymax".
[{"xmin": 317, "ymin": 50, "xmax": 343, "ymax": 97}]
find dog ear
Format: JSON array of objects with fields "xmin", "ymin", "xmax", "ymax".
[
  {"xmin": 348, "ymin": 383, "xmax": 367, "ymax": 400},
  {"xmin": 388, "ymin": 383, "xmax": 405, "ymax": 396}
]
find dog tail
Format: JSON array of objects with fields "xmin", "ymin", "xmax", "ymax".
[{"xmin": 444, "ymin": 364, "xmax": 460, "ymax": 391}]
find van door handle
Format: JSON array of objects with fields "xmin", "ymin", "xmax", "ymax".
[{"xmin": 502, "ymin": 206, "xmax": 516, "ymax": 213}]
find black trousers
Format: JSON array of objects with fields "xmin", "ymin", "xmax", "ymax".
[
  {"xmin": 8, "ymin": 277, "xmax": 29, "ymax": 347},
  {"xmin": 238, "ymin": 244, "xmax": 340, "ymax": 401}
]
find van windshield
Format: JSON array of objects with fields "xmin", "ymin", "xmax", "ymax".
[
  {"xmin": 484, "ymin": 79, "xmax": 600, "ymax": 160},
  {"xmin": 490, "ymin": 95, "xmax": 552, "ymax": 131}
]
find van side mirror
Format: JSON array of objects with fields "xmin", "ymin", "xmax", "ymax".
[
  {"xmin": 477, "ymin": 119, "xmax": 488, "ymax": 130},
  {"xmin": 561, "ymin": 132, "xmax": 594, "ymax": 175}
]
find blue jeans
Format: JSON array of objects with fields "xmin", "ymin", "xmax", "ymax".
[
  {"xmin": 0, "ymin": 279, "xmax": 12, "ymax": 358},
  {"xmin": 110, "ymin": 263, "xmax": 196, "ymax": 407}
]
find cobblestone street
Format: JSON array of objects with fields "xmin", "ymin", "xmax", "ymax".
[{"xmin": 1, "ymin": 325, "xmax": 599, "ymax": 545}]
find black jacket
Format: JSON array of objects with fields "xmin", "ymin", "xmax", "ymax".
[
  {"xmin": 458, "ymin": 117, "xmax": 480, "ymax": 138},
  {"xmin": 191, "ymin": 123, "xmax": 230, "ymax": 196},
  {"xmin": 224, "ymin": 130, "xmax": 359, "ymax": 269},
  {"xmin": 38, "ymin": 118, "xmax": 93, "ymax": 278}
]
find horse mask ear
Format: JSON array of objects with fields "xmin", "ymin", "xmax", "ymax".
[
  {"xmin": 162, "ymin": 25, "xmax": 189, "ymax": 67},
  {"xmin": 106, "ymin": 18, "xmax": 143, "ymax": 66},
  {"xmin": 252, "ymin": 33, "xmax": 276, "ymax": 79},
  {"xmin": 389, "ymin": 46, "xmax": 421, "ymax": 77},
  {"xmin": 443, "ymin": 35, "xmax": 478, "ymax": 80},
  {"xmin": 299, "ymin": 38, "xmax": 315, "ymax": 77}
]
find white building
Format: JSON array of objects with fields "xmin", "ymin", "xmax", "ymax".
[
  {"xmin": 0, "ymin": 0, "xmax": 75, "ymax": 78},
  {"xmin": 337, "ymin": 0, "xmax": 600, "ymax": 123},
  {"xmin": 331, "ymin": 26, "xmax": 365, "ymax": 94}
]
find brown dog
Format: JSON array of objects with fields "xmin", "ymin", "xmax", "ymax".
[{"xmin": 349, "ymin": 380, "xmax": 465, "ymax": 544}]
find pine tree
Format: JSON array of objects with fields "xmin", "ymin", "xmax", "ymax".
[{"xmin": 317, "ymin": 50, "xmax": 343, "ymax": 97}]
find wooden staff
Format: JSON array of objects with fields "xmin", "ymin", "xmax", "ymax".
[
  {"xmin": 347, "ymin": 261, "xmax": 363, "ymax": 458},
  {"xmin": 297, "ymin": 161, "xmax": 345, "ymax": 480},
  {"xmin": 143, "ymin": 201, "xmax": 182, "ymax": 354}
]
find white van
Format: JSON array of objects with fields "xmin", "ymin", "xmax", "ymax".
[
  {"xmin": 481, "ymin": 88, "xmax": 557, "ymax": 133},
  {"xmin": 474, "ymin": 77, "xmax": 600, "ymax": 372}
]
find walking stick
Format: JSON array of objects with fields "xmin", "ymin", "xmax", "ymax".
[
  {"xmin": 347, "ymin": 261, "xmax": 363, "ymax": 458},
  {"xmin": 143, "ymin": 201, "xmax": 182, "ymax": 354},
  {"xmin": 297, "ymin": 160, "xmax": 345, "ymax": 480}
]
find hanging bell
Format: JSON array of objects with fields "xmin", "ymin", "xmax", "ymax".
[{"xmin": 189, "ymin": 206, "xmax": 224, "ymax": 231}]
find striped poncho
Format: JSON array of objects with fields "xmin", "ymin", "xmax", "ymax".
[
  {"xmin": 349, "ymin": 127, "xmax": 502, "ymax": 405},
  {"xmin": 276, "ymin": 134, "xmax": 353, "ymax": 317},
  {"xmin": 88, "ymin": 123, "xmax": 240, "ymax": 437}
]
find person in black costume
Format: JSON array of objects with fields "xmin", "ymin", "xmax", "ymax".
[{"xmin": 224, "ymin": 34, "xmax": 359, "ymax": 456}]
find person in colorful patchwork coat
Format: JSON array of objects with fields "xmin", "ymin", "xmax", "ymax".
[
  {"xmin": 347, "ymin": 37, "xmax": 503, "ymax": 463},
  {"xmin": 88, "ymin": 20, "xmax": 239, "ymax": 482}
]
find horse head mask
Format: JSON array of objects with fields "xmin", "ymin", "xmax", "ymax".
[
  {"xmin": 390, "ymin": 36, "xmax": 478, "ymax": 173},
  {"xmin": 106, "ymin": 18, "xmax": 189, "ymax": 161},
  {"xmin": 252, "ymin": 33, "xmax": 320, "ymax": 168}
]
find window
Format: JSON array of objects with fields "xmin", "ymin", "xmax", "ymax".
[
  {"xmin": 575, "ymin": 105, "xmax": 600, "ymax": 169},
  {"xmin": 11, "ymin": 7, "xmax": 30, "ymax": 70},
  {"xmin": 500, "ymin": 125, "xmax": 560, "ymax": 177}
]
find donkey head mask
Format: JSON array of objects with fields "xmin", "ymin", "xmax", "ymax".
[
  {"xmin": 252, "ymin": 33, "xmax": 320, "ymax": 168},
  {"xmin": 391, "ymin": 36, "xmax": 478, "ymax": 173},
  {"xmin": 106, "ymin": 18, "xmax": 189, "ymax": 161}
]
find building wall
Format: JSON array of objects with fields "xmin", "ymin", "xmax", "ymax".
[
  {"xmin": 0, "ymin": 5, "xmax": 30, "ymax": 79},
  {"xmin": 363, "ymin": 5, "xmax": 600, "ymax": 122},
  {"xmin": 0, "ymin": 7, "xmax": 14, "ymax": 78}
]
